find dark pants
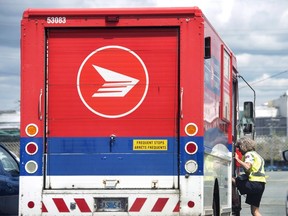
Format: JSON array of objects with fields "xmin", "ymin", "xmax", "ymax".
[{"xmin": 236, "ymin": 178, "xmax": 265, "ymax": 207}]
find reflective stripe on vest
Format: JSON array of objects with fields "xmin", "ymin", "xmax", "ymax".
[{"xmin": 249, "ymin": 151, "xmax": 265, "ymax": 178}]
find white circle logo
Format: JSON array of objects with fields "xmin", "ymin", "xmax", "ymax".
[{"xmin": 77, "ymin": 46, "xmax": 149, "ymax": 118}]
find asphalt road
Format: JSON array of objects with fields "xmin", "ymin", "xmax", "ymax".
[{"xmin": 240, "ymin": 171, "xmax": 288, "ymax": 215}]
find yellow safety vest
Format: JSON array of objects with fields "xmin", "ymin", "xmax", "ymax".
[{"xmin": 244, "ymin": 151, "xmax": 266, "ymax": 183}]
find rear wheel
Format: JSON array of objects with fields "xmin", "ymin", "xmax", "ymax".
[{"xmin": 213, "ymin": 180, "xmax": 220, "ymax": 216}]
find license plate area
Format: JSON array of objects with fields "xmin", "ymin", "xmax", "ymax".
[{"xmin": 94, "ymin": 197, "xmax": 128, "ymax": 212}]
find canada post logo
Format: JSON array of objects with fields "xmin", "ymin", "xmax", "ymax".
[{"xmin": 77, "ymin": 46, "xmax": 149, "ymax": 118}]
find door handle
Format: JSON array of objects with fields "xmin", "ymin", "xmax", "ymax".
[
  {"xmin": 38, "ymin": 89, "xmax": 43, "ymax": 120},
  {"xmin": 110, "ymin": 134, "xmax": 116, "ymax": 152}
]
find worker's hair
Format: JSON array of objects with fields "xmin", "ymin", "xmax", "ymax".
[{"xmin": 236, "ymin": 136, "xmax": 256, "ymax": 152}]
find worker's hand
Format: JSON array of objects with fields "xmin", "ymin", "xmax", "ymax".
[{"xmin": 234, "ymin": 153, "xmax": 239, "ymax": 161}]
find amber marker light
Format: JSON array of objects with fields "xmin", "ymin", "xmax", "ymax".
[
  {"xmin": 25, "ymin": 123, "xmax": 38, "ymax": 137},
  {"xmin": 185, "ymin": 123, "xmax": 198, "ymax": 136}
]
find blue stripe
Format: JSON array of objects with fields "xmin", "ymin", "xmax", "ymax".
[
  {"xmin": 47, "ymin": 137, "xmax": 177, "ymax": 176},
  {"xmin": 47, "ymin": 137, "xmax": 176, "ymax": 153},
  {"xmin": 20, "ymin": 136, "xmax": 207, "ymax": 176},
  {"xmin": 48, "ymin": 153, "xmax": 177, "ymax": 175}
]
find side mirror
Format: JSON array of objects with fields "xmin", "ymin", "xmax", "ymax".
[
  {"xmin": 244, "ymin": 101, "xmax": 254, "ymax": 118},
  {"xmin": 283, "ymin": 150, "xmax": 288, "ymax": 161},
  {"xmin": 243, "ymin": 123, "xmax": 253, "ymax": 134}
]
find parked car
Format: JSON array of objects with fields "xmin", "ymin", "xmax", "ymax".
[
  {"xmin": 265, "ymin": 165, "xmax": 278, "ymax": 171},
  {"xmin": 0, "ymin": 144, "xmax": 19, "ymax": 215},
  {"xmin": 283, "ymin": 150, "xmax": 288, "ymax": 161}
]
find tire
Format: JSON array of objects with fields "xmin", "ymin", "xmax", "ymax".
[{"xmin": 213, "ymin": 180, "xmax": 220, "ymax": 216}]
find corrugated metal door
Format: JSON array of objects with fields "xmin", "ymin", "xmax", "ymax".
[{"xmin": 45, "ymin": 27, "xmax": 179, "ymax": 189}]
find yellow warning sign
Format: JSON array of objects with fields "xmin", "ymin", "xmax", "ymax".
[{"xmin": 133, "ymin": 139, "xmax": 168, "ymax": 151}]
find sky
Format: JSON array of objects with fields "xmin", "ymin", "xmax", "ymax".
[{"xmin": 0, "ymin": 0, "xmax": 287, "ymax": 111}]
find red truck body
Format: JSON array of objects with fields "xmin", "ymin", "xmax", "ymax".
[{"xmin": 20, "ymin": 7, "xmax": 238, "ymax": 215}]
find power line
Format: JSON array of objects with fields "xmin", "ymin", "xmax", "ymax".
[{"xmin": 239, "ymin": 70, "xmax": 288, "ymax": 88}]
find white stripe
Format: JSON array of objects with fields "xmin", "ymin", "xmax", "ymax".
[{"xmin": 45, "ymin": 175, "xmax": 178, "ymax": 189}]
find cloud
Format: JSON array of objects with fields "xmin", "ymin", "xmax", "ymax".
[
  {"xmin": 237, "ymin": 52, "xmax": 288, "ymax": 105},
  {"xmin": 217, "ymin": 0, "xmax": 288, "ymax": 105},
  {"xmin": 0, "ymin": 0, "xmax": 288, "ymax": 110},
  {"xmin": 0, "ymin": 0, "xmax": 158, "ymax": 111}
]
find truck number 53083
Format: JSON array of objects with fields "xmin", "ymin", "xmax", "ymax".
[{"xmin": 47, "ymin": 17, "xmax": 66, "ymax": 24}]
